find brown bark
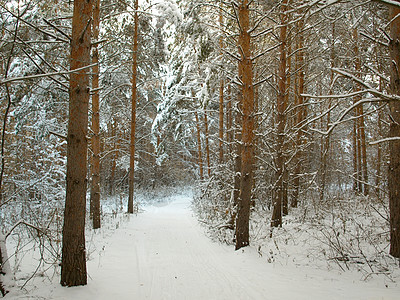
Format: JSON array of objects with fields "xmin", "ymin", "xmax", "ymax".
[
  {"xmin": 90, "ymin": 0, "xmax": 101, "ymax": 230},
  {"xmin": 235, "ymin": 0, "xmax": 254, "ymax": 250},
  {"xmin": 271, "ymin": 0, "xmax": 288, "ymax": 228},
  {"xmin": 195, "ymin": 111, "xmax": 204, "ymax": 180},
  {"xmin": 388, "ymin": 3, "xmax": 400, "ymax": 258},
  {"xmin": 128, "ymin": 0, "xmax": 139, "ymax": 214},
  {"xmin": 61, "ymin": 0, "xmax": 92, "ymax": 287}
]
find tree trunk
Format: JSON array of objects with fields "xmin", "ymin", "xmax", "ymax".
[
  {"xmin": 353, "ymin": 28, "xmax": 369, "ymax": 195},
  {"xmin": 282, "ymin": 34, "xmax": 291, "ymax": 217},
  {"xmin": 388, "ymin": 2, "xmax": 400, "ymax": 258},
  {"xmin": 218, "ymin": 8, "xmax": 224, "ymax": 164},
  {"xmin": 292, "ymin": 18, "xmax": 305, "ymax": 208},
  {"xmin": 231, "ymin": 90, "xmax": 242, "ymax": 229},
  {"xmin": 195, "ymin": 111, "xmax": 204, "ymax": 180},
  {"xmin": 271, "ymin": 0, "xmax": 288, "ymax": 228},
  {"xmin": 235, "ymin": 0, "xmax": 254, "ymax": 250},
  {"xmin": 204, "ymin": 109, "xmax": 211, "ymax": 177},
  {"xmin": 90, "ymin": 0, "xmax": 101, "ymax": 230},
  {"xmin": 110, "ymin": 118, "xmax": 117, "ymax": 195},
  {"xmin": 128, "ymin": 0, "xmax": 139, "ymax": 214},
  {"xmin": 352, "ymin": 112, "xmax": 358, "ymax": 192},
  {"xmin": 61, "ymin": 0, "xmax": 92, "ymax": 287},
  {"xmin": 226, "ymin": 85, "xmax": 233, "ymax": 154},
  {"xmin": 376, "ymin": 108, "xmax": 382, "ymax": 197}
]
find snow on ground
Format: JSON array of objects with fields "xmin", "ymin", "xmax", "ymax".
[{"xmin": 8, "ymin": 193, "xmax": 400, "ymax": 300}]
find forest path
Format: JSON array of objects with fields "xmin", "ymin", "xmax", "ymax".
[{"xmin": 14, "ymin": 194, "xmax": 399, "ymax": 299}]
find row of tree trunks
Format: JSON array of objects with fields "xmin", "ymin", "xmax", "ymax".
[
  {"xmin": 90, "ymin": 0, "xmax": 101, "ymax": 230},
  {"xmin": 61, "ymin": 0, "xmax": 92, "ymax": 287},
  {"xmin": 127, "ymin": 0, "xmax": 139, "ymax": 214},
  {"xmin": 235, "ymin": 0, "xmax": 254, "ymax": 250}
]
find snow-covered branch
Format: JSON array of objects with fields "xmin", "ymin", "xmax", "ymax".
[
  {"xmin": 0, "ymin": 63, "xmax": 98, "ymax": 85},
  {"xmin": 369, "ymin": 137, "xmax": 400, "ymax": 145}
]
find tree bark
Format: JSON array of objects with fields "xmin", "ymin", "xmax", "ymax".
[
  {"xmin": 388, "ymin": 2, "xmax": 400, "ymax": 258},
  {"xmin": 128, "ymin": 0, "xmax": 139, "ymax": 214},
  {"xmin": 90, "ymin": 0, "xmax": 101, "ymax": 229},
  {"xmin": 235, "ymin": 0, "xmax": 254, "ymax": 250},
  {"xmin": 61, "ymin": 0, "xmax": 92, "ymax": 287},
  {"xmin": 195, "ymin": 111, "xmax": 204, "ymax": 180}
]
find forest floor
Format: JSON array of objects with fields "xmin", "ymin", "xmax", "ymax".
[{"xmin": 7, "ymin": 192, "xmax": 400, "ymax": 299}]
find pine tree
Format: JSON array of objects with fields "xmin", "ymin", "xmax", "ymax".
[
  {"xmin": 90, "ymin": 0, "xmax": 101, "ymax": 229},
  {"xmin": 61, "ymin": 0, "xmax": 92, "ymax": 286},
  {"xmin": 235, "ymin": 0, "xmax": 255, "ymax": 250}
]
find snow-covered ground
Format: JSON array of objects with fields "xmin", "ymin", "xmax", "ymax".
[{"xmin": 8, "ymin": 194, "xmax": 400, "ymax": 299}]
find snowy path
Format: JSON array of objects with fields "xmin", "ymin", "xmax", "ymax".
[{"xmin": 13, "ymin": 195, "xmax": 399, "ymax": 299}]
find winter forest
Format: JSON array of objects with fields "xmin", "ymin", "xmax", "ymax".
[{"xmin": 1, "ymin": 0, "xmax": 400, "ymax": 298}]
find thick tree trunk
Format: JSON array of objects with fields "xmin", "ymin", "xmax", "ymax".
[
  {"xmin": 271, "ymin": 0, "xmax": 288, "ymax": 228},
  {"xmin": 61, "ymin": 0, "xmax": 92, "ymax": 287},
  {"xmin": 90, "ymin": 0, "xmax": 101, "ymax": 229},
  {"xmin": 388, "ymin": 3, "xmax": 400, "ymax": 258},
  {"xmin": 235, "ymin": 0, "xmax": 254, "ymax": 250},
  {"xmin": 128, "ymin": 0, "xmax": 139, "ymax": 214}
]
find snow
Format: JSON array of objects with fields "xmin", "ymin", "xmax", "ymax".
[{"xmin": 8, "ymin": 194, "xmax": 400, "ymax": 300}]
